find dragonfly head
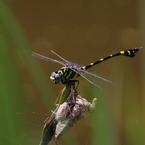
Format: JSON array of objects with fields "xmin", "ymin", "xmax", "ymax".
[{"xmin": 50, "ymin": 71, "xmax": 62, "ymax": 84}]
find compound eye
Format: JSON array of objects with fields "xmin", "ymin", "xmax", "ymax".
[
  {"xmin": 50, "ymin": 71, "xmax": 61, "ymax": 84},
  {"xmin": 50, "ymin": 72, "xmax": 55, "ymax": 81}
]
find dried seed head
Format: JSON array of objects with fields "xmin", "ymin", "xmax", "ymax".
[{"xmin": 54, "ymin": 95, "xmax": 97, "ymax": 140}]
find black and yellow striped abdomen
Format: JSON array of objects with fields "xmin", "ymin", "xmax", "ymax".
[{"xmin": 81, "ymin": 47, "xmax": 141, "ymax": 70}]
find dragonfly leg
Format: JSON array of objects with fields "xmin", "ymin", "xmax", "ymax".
[
  {"xmin": 63, "ymin": 80, "xmax": 79, "ymax": 89},
  {"xmin": 66, "ymin": 88, "xmax": 78, "ymax": 117},
  {"xmin": 72, "ymin": 80, "xmax": 79, "ymax": 89},
  {"xmin": 70, "ymin": 89, "xmax": 78, "ymax": 111}
]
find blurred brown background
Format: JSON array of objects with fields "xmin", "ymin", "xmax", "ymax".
[
  {"xmin": 9, "ymin": 0, "xmax": 141, "ymax": 51},
  {"xmin": 3, "ymin": 0, "xmax": 144, "ymax": 145}
]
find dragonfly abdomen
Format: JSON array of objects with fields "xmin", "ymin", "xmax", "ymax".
[{"xmin": 81, "ymin": 47, "xmax": 141, "ymax": 70}]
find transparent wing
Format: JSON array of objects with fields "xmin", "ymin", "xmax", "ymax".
[
  {"xmin": 79, "ymin": 72, "xmax": 101, "ymax": 88},
  {"xmin": 51, "ymin": 50, "xmax": 68, "ymax": 63},
  {"xmin": 80, "ymin": 69, "xmax": 115, "ymax": 85},
  {"xmin": 32, "ymin": 51, "xmax": 114, "ymax": 88},
  {"xmin": 31, "ymin": 52, "xmax": 66, "ymax": 66},
  {"xmin": 65, "ymin": 66, "xmax": 100, "ymax": 88},
  {"xmin": 66, "ymin": 66, "xmax": 114, "ymax": 88},
  {"xmin": 51, "ymin": 50, "xmax": 83, "ymax": 68}
]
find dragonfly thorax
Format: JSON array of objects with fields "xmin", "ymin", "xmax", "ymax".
[
  {"xmin": 50, "ymin": 67, "xmax": 79, "ymax": 84},
  {"xmin": 50, "ymin": 71, "xmax": 62, "ymax": 84}
]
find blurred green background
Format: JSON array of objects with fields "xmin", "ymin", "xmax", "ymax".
[{"xmin": 0, "ymin": 0, "xmax": 144, "ymax": 145}]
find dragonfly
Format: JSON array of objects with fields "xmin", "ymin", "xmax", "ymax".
[{"xmin": 32, "ymin": 47, "xmax": 141, "ymax": 88}]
